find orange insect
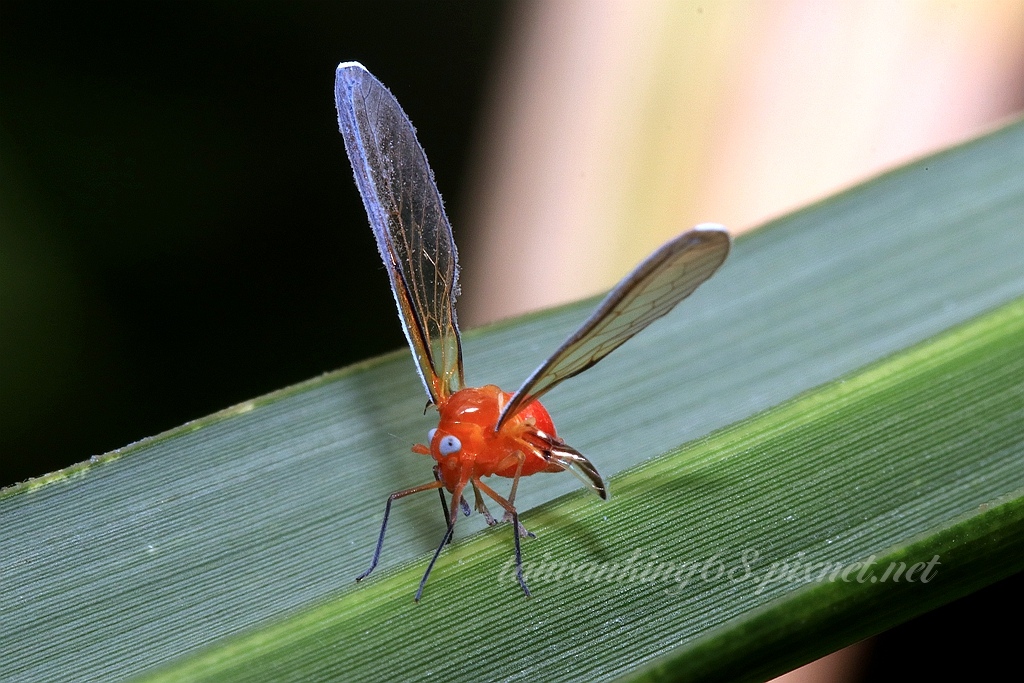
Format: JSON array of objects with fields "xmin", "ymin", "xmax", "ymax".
[{"xmin": 335, "ymin": 62, "xmax": 731, "ymax": 600}]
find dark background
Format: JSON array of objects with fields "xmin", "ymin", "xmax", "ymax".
[
  {"xmin": 1, "ymin": 2, "xmax": 1018, "ymax": 680},
  {"xmin": 1, "ymin": 1, "xmax": 510, "ymax": 486}
]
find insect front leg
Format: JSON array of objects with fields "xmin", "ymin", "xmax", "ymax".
[
  {"xmin": 415, "ymin": 483, "xmax": 465, "ymax": 602},
  {"xmin": 431, "ymin": 465, "xmax": 455, "ymax": 545},
  {"xmin": 357, "ymin": 480, "xmax": 443, "ymax": 583},
  {"xmin": 431, "ymin": 465, "xmax": 450, "ymax": 519},
  {"xmin": 430, "ymin": 465, "xmax": 469, "ymax": 547}
]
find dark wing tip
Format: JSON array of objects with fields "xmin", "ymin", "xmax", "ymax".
[
  {"xmin": 690, "ymin": 223, "xmax": 732, "ymax": 251},
  {"xmin": 689, "ymin": 222, "xmax": 732, "ymax": 250}
]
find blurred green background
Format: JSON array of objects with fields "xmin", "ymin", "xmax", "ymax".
[{"xmin": 1, "ymin": 1, "xmax": 509, "ymax": 487}]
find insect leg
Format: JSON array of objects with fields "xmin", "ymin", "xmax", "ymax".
[
  {"xmin": 357, "ymin": 480, "xmax": 443, "ymax": 582},
  {"xmin": 510, "ymin": 508, "xmax": 531, "ymax": 598},
  {"xmin": 474, "ymin": 478, "xmax": 532, "ymax": 597},
  {"xmin": 431, "ymin": 465, "xmax": 455, "ymax": 546},
  {"xmin": 432, "ymin": 465, "xmax": 450, "ymax": 519},
  {"xmin": 491, "ymin": 451, "xmax": 536, "ymax": 538},
  {"xmin": 507, "ymin": 450, "xmax": 526, "ymax": 508},
  {"xmin": 415, "ymin": 484, "xmax": 465, "ymax": 602},
  {"xmin": 471, "ymin": 481, "xmax": 498, "ymax": 526}
]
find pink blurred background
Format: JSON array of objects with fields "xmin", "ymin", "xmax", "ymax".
[{"xmin": 461, "ymin": 0, "xmax": 1024, "ymax": 329}]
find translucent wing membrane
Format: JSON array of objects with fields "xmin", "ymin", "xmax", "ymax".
[
  {"xmin": 522, "ymin": 429, "xmax": 608, "ymax": 499},
  {"xmin": 335, "ymin": 62, "xmax": 464, "ymax": 404},
  {"xmin": 498, "ymin": 225, "xmax": 731, "ymax": 429},
  {"xmin": 547, "ymin": 442, "xmax": 608, "ymax": 500}
]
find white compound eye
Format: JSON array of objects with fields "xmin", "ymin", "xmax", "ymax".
[
  {"xmin": 427, "ymin": 428, "xmax": 437, "ymax": 443},
  {"xmin": 438, "ymin": 434, "xmax": 462, "ymax": 456}
]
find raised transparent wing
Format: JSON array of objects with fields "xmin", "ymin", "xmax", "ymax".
[
  {"xmin": 335, "ymin": 62, "xmax": 464, "ymax": 404},
  {"xmin": 497, "ymin": 225, "xmax": 731, "ymax": 429}
]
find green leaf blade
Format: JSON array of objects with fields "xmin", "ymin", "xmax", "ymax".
[
  {"xmin": 3, "ymin": 119, "xmax": 1024, "ymax": 682},
  {"xmin": 140, "ymin": 295, "xmax": 1024, "ymax": 683}
]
